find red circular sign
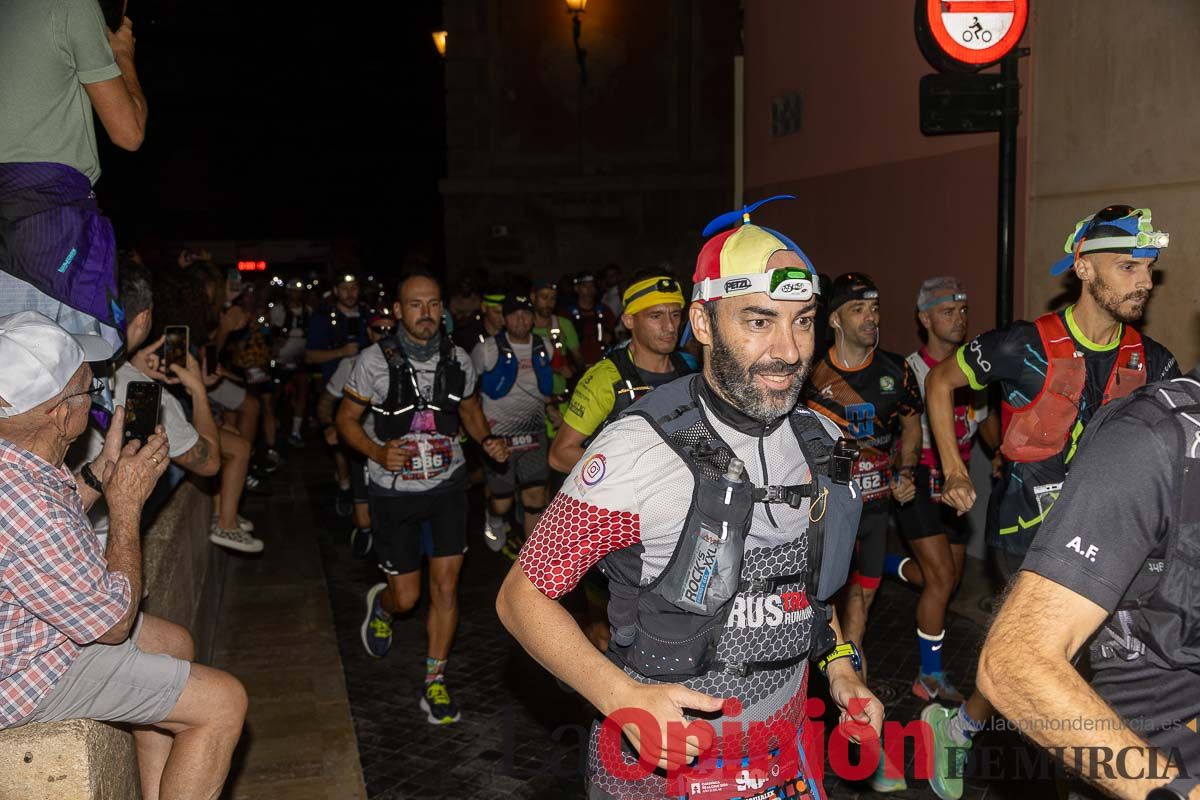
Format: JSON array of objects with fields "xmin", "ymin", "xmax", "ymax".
[{"xmin": 925, "ymin": 0, "xmax": 1028, "ymax": 66}]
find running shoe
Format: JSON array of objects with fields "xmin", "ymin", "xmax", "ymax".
[
  {"xmin": 264, "ymin": 448, "xmax": 282, "ymax": 467},
  {"xmin": 483, "ymin": 514, "xmax": 509, "ymax": 552},
  {"xmin": 420, "ymin": 680, "xmax": 461, "ymax": 725},
  {"xmin": 350, "ymin": 527, "xmax": 373, "ymax": 560},
  {"xmin": 361, "ymin": 583, "xmax": 392, "ymax": 658},
  {"xmin": 869, "ymin": 750, "xmax": 908, "ymax": 793},
  {"xmin": 912, "ymin": 670, "xmax": 966, "ymax": 704},
  {"xmin": 244, "ymin": 473, "xmax": 272, "ymax": 496},
  {"xmin": 922, "ymin": 704, "xmax": 969, "ymax": 800},
  {"xmin": 236, "ymin": 514, "xmax": 255, "ymax": 533},
  {"xmin": 287, "ymin": 432, "xmax": 306, "ymax": 448},
  {"xmin": 209, "ymin": 522, "xmax": 265, "ymax": 554}
]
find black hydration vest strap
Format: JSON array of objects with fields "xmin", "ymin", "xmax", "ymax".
[{"xmin": 380, "ymin": 339, "xmax": 420, "ymax": 415}]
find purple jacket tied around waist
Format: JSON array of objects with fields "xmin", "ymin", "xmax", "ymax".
[{"xmin": 0, "ymin": 162, "xmax": 123, "ymax": 331}]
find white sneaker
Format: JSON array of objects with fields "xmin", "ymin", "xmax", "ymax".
[
  {"xmin": 209, "ymin": 523, "xmax": 265, "ymax": 553},
  {"xmin": 236, "ymin": 514, "xmax": 255, "ymax": 533},
  {"xmin": 483, "ymin": 515, "xmax": 509, "ymax": 552}
]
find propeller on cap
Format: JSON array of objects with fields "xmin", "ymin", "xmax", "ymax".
[{"xmin": 701, "ymin": 194, "xmax": 797, "ymax": 238}]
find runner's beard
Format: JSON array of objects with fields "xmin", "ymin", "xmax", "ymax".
[
  {"xmin": 709, "ymin": 320, "xmax": 811, "ymax": 423},
  {"xmin": 1087, "ymin": 271, "xmax": 1149, "ymax": 325}
]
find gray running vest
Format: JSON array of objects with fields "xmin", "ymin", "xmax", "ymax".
[
  {"xmin": 599, "ymin": 374, "xmax": 862, "ymax": 681},
  {"xmin": 1088, "ymin": 373, "xmax": 1200, "ymax": 670}
]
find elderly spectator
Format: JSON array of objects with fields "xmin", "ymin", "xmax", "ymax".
[{"xmin": 0, "ymin": 312, "xmax": 247, "ymax": 800}]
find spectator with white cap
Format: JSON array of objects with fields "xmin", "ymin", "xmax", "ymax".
[{"xmin": 0, "ymin": 311, "xmax": 248, "ymax": 800}]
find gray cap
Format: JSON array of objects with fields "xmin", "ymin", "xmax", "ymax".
[{"xmin": 916, "ymin": 277, "xmax": 967, "ymax": 311}]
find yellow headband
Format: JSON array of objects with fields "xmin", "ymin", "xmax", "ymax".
[{"xmin": 622, "ymin": 276, "xmax": 685, "ymax": 317}]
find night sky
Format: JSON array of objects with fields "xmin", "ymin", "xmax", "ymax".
[{"xmin": 96, "ymin": 0, "xmax": 446, "ymax": 268}]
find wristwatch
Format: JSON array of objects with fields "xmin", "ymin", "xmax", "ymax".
[
  {"xmin": 816, "ymin": 642, "xmax": 862, "ymax": 675},
  {"xmin": 1147, "ymin": 777, "xmax": 1199, "ymax": 800},
  {"xmin": 80, "ymin": 462, "xmax": 104, "ymax": 493}
]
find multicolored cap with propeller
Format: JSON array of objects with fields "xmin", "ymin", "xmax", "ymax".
[{"xmin": 692, "ymin": 195, "xmax": 819, "ymax": 303}]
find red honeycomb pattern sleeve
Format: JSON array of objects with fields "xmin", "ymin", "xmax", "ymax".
[{"xmin": 518, "ymin": 494, "xmax": 640, "ymax": 599}]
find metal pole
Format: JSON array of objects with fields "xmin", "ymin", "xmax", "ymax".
[{"xmin": 995, "ymin": 53, "xmax": 1019, "ymax": 328}]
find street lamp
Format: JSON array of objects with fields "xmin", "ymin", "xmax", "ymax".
[
  {"xmin": 564, "ymin": 0, "xmax": 587, "ymax": 85},
  {"xmin": 431, "ymin": 30, "xmax": 447, "ymax": 58}
]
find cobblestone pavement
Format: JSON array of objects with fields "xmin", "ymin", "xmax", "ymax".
[{"xmin": 300, "ymin": 451, "xmax": 1054, "ymax": 800}]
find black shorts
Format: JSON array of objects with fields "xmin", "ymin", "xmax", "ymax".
[
  {"xmin": 897, "ymin": 466, "xmax": 970, "ymax": 545},
  {"xmin": 851, "ymin": 501, "xmax": 890, "ymax": 589},
  {"xmin": 369, "ymin": 488, "xmax": 468, "ymax": 575}
]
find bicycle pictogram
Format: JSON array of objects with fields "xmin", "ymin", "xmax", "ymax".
[{"xmin": 962, "ymin": 16, "xmax": 993, "ymax": 43}]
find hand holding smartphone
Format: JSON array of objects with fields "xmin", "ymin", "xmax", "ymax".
[
  {"xmin": 163, "ymin": 325, "xmax": 189, "ymax": 372},
  {"xmin": 123, "ymin": 381, "xmax": 162, "ymax": 446}
]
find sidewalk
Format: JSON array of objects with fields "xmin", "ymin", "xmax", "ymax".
[{"xmin": 212, "ymin": 454, "xmax": 367, "ymax": 800}]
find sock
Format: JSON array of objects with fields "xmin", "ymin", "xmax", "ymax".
[
  {"xmin": 918, "ymin": 628, "xmax": 946, "ymax": 675},
  {"xmin": 337, "ymin": 477, "xmax": 351, "ymax": 492},
  {"xmin": 883, "ymin": 553, "xmax": 911, "ymax": 582},
  {"xmin": 486, "ymin": 511, "xmax": 506, "ymax": 533},
  {"xmin": 292, "ymin": 417, "xmax": 302, "ymax": 435},
  {"xmin": 947, "ymin": 702, "xmax": 984, "ymax": 745},
  {"xmin": 426, "ymin": 657, "xmax": 447, "ymax": 685}
]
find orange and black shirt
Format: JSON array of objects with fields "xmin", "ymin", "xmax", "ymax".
[{"xmin": 804, "ymin": 349, "xmax": 922, "ymax": 503}]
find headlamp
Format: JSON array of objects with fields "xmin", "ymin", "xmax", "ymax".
[{"xmin": 692, "ymin": 267, "xmax": 817, "ymax": 303}]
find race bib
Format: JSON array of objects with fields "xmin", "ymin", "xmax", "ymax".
[
  {"xmin": 506, "ymin": 433, "xmax": 537, "ymax": 452},
  {"xmin": 398, "ymin": 436, "xmax": 455, "ymax": 481},
  {"xmin": 672, "ymin": 747, "xmax": 812, "ymax": 800},
  {"xmin": 853, "ymin": 449, "xmax": 893, "ymax": 502}
]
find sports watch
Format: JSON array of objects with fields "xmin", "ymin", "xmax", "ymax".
[
  {"xmin": 1147, "ymin": 777, "xmax": 1199, "ymax": 800},
  {"xmin": 816, "ymin": 642, "xmax": 862, "ymax": 675}
]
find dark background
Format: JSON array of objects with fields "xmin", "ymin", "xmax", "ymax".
[{"xmin": 95, "ymin": 0, "xmax": 447, "ymax": 269}]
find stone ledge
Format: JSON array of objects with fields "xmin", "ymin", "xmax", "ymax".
[{"xmin": 0, "ymin": 481, "xmax": 221, "ymax": 800}]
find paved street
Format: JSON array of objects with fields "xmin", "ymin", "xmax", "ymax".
[{"xmin": 284, "ymin": 448, "xmax": 1054, "ymax": 800}]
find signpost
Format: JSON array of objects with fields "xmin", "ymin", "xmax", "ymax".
[{"xmin": 916, "ymin": 0, "xmax": 1027, "ymax": 328}]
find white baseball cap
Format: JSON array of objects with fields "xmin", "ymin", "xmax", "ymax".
[{"xmin": 0, "ymin": 311, "xmax": 115, "ymax": 418}]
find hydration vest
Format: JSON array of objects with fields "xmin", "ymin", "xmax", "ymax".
[
  {"xmin": 279, "ymin": 305, "xmax": 311, "ymax": 335},
  {"xmin": 582, "ymin": 349, "xmax": 695, "ymax": 448},
  {"xmin": 599, "ymin": 375, "xmax": 863, "ymax": 682},
  {"xmin": 568, "ymin": 304, "xmax": 610, "ymax": 341},
  {"xmin": 371, "ymin": 335, "xmax": 466, "ymax": 439},
  {"xmin": 1086, "ymin": 374, "xmax": 1200, "ymax": 672},
  {"xmin": 478, "ymin": 331, "xmax": 555, "ymax": 400},
  {"xmin": 1000, "ymin": 312, "xmax": 1145, "ymax": 463}
]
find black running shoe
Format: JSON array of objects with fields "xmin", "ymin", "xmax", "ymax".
[{"xmin": 420, "ymin": 680, "xmax": 461, "ymax": 725}]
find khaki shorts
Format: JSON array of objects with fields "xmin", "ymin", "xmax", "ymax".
[
  {"xmin": 208, "ymin": 379, "xmax": 247, "ymax": 412},
  {"xmin": 26, "ymin": 615, "xmax": 190, "ymax": 727}
]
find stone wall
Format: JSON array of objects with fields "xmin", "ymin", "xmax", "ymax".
[{"xmin": 0, "ymin": 482, "xmax": 223, "ymax": 800}]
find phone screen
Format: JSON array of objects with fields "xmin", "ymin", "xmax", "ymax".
[
  {"xmin": 123, "ymin": 381, "xmax": 162, "ymax": 445},
  {"xmin": 164, "ymin": 326, "xmax": 189, "ymax": 371}
]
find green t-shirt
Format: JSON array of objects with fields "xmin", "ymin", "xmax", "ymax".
[{"xmin": 0, "ymin": 0, "xmax": 123, "ymax": 184}]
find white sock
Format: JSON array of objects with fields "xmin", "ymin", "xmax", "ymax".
[
  {"xmin": 292, "ymin": 417, "xmax": 302, "ymax": 435},
  {"xmin": 947, "ymin": 703, "xmax": 984, "ymax": 745}
]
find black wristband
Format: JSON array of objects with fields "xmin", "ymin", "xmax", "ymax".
[{"xmin": 80, "ymin": 463, "xmax": 104, "ymax": 493}]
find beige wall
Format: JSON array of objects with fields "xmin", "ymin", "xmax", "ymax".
[
  {"xmin": 742, "ymin": 0, "xmax": 1031, "ymax": 353},
  {"xmin": 1023, "ymin": 1, "xmax": 1200, "ymax": 371}
]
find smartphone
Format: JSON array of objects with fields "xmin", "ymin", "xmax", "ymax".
[
  {"xmin": 123, "ymin": 381, "xmax": 162, "ymax": 446},
  {"xmin": 164, "ymin": 325, "xmax": 189, "ymax": 371},
  {"xmin": 98, "ymin": 0, "xmax": 128, "ymax": 32},
  {"xmin": 227, "ymin": 268, "xmax": 244, "ymax": 297},
  {"xmin": 203, "ymin": 343, "xmax": 219, "ymax": 377}
]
